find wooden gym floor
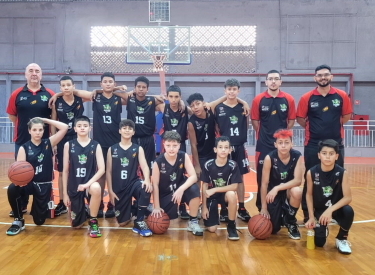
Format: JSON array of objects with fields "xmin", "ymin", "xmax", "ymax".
[{"xmin": 0, "ymin": 153, "xmax": 374, "ymax": 275}]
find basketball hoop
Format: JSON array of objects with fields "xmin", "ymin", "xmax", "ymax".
[{"xmin": 151, "ymin": 54, "xmax": 167, "ymax": 72}]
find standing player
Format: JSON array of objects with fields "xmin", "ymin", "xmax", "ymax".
[
  {"xmin": 260, "ymin": 129, "xmax": 303, "ymax": 239},
  {"xmin": 251, "ymin": 70, "xmax": 296, "ymax": 211},
  {"xmin": 297, "ymin": 64, "xmax": 353, "ymax": 221},
  {"xmin": 305, "ymin": 139, "xmax": 354, "ymax": 254},
  {"xmin": 151, "ymin": 131, "xmax": 203, "ymax": 236},
  {"xmin": 62, "ymin": 116, "xmax": 105, "ymax": 238},
  {"xmin": 201, "ymin": 136, "xmax": 242, "ymax": 240},
  {"xmin": 6, "ymin": 117, "xmax": 68, "ymax": 235},
  {"xmin": 106, "ymin": 119, "xmax": 153, "ymax": 236},
  {"xmin": 6, "ymin": 63, "xmax": 55, "ymax": 216},
  {"xmin": 214, "ymin": 78, "xmax": 251, "ymax": 222},
  {"xmin": 51, "ymin": 76, "xmax": 84, "ymax": 216}
]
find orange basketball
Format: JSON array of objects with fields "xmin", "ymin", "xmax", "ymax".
[
  {"xmin": 8, "ymin": 161, "xmax": 34, "ymax": 186},
  {"xmin": 147, "ymin": 212, "xmax": 170, "ymax": 234},
  {"xmin": 248, "ymin": 214, "xmax": 273, "ymax": 240}
]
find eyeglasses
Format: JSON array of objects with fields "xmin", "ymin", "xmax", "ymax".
[
  {"xmin": 315, "ymin": 73, "xmax": 331, "ymax": 78},
  {"xmin": 266, "ymin": 77, "xmax": 281, "ymax": 82}
]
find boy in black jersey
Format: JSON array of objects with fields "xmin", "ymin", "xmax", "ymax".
[
  {"xmin": 106, "ymin": 119, "xmax": 153, "ymax": 237},
  {"xmin": 51, "ymin": 76, "xmax": 84, "ymax": 216},
  {"xmin": 260, "ymin": 129, "xmax": 304, "ymax": 239},
  {"xmin": 62, "ymin": 116, "xmax": 105, "ymax": 238},
  {"xmin": 214, "ymin": 79, "xmax": 251, "ymax": 222},
  {"xmin": 201, "ymin": 136, "xmax": 242, "ymax": 240},
  {"xmin": 151, "ymin": 131, "xmax": 203, "ymax": 236},
  {"xmin": 6, "ymin": 117, "xmax": 68, "ymax": 236},
  {"xmin": 305, "ymin": 139, "xmax": 354, "ymax": 254}
]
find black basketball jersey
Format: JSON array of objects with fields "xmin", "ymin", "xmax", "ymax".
[
  {"xmin": 126, "ymin": 96, "xmax": 156, "ymax": 138},
  {"xmin": 201, "ymin": 158, "xmax": 242, "ymax": 200},
  {"xmin": 267, "ymin": 149, "xmax": 302, "ymax": 191},
  {"xmin": 55, "ymin": 96, "xmax": 84, "ymax": 136},
  {"xmin": 92, "ymin": 93, "xmax": 122, "ymax": 147},
  {"xmin": 309, "ymin": 164, "xmax": 345, "ymax": 210},
  {"xmin": 154, "ymin": 151, "xmax": 187, "ymax": 197},
  {"xmin": 110, "ymin": 143, "xmax": 141, "ymax": 194},
  {"xmin": 215, "ymin": 103, "xmax": 248, "ymax": 145},
  {"xmin": 189, "ymin": 109, "xmax": 216, "ymax": 159},
  {"xmin": 22, "ymin": 139, "xmax": 54, "ymax": 182},
  {"xmin": 67, "ymin": 139, "xmax": 98, "ymax": 197},
  {"xmin": 162, "ymin": 104, "xmax": 188, "ymax": 141}
]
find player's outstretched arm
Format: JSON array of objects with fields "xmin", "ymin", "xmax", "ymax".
[
  {"xmin": 187, "ymin": 122, "xmax": 201, "ymax": 178},
  {"xmin": 305, "ymin": 170, "xmax": 316, "ymax": 228},
  {"xmin": 138, "ymin": 147, "xmax": 152, "ymax": 193},
  {"xmin": 151, "ymin": 162, "xmax": 164, "ymax": 217},
  {"xmin": 62, "ymin": 142, "xmax": 70, "ymax": 207},
  {"xmin": 260, "ymin": 156, "xmax": 271, "ymax": 218},
  {"xmin": 41, "ymin": 118, "xmax": 68, "ymax": 148}
]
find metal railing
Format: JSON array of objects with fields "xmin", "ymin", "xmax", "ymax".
[{"xmin": 1, "ymin": 117, "xmax": 374, "ymax": 147}]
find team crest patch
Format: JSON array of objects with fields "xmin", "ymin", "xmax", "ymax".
[
  {"xmin": 229, "ymin": 116, "xmax": 238, "ymax": 125},
  {"xmin": 271, "ymin": 110, "xmax": 277, "ymax": 115},
  {"xmin": 322, "ymin": 186, "xmax": 333, "ymax": 197},
  {"xmin": 76, "ymin": 104, "xmax": 81, "ymax": 110},
  {"xmin": 40, "ymin": 95, "xmax": 48, "ymax": 102},
  {"xmin": 30, "ymin": 100, "xmax": 37, "ymax": 105},
  {"xmin": 170, "ymin": 172, "xmax": 177, "ymax": 181},
  {"xmin": 280, "ymin": 104, "xmax": 287, "ymax": 112},
  {"xmin": 103, "ymin": 104, "xmax": 111, "ymax": 113},
  {"xmin": 280, "ymin": 171, "xmax": 288, "ymax": 180},
  {"xmin": 148, "ymin": 101, "xmax": 153, "ymax": 105},
  {"xmin": 171, "ymin": 118, "xmax": 178, "ymax": 127},
  {"xmin": 121, "ymin": 157, "xmax": 129, "ymax": 167},
  {"xmin": 323, "ymin": 106, "xmax": 329, "ymax": 112},
  {"xmin": 132, "ymin": 152, "xmax": 137, "ymax": 158},
  {"xmin": 179, "ymin": 163, "xmax": 184, "ymax": 169},
  {"xmin": 137, "ymin": 106, "xmax": 145, "ymax": 114},
  {"xmin": 213, "ymin": 178, "xmax": 226, "ymax": 187},
  {"xmin": 332, "ymin": 99, "xmax": 340, "ymax": 107},
  {"xmin": 67, "ymin": 112, "xmax": 74, "ymax": 120},
  {"xmin": 78, "ymin": 154, "xmax": 87, "ymax": 164},
  {"xmin": 38, "ymin": 154, "xmax": 44, "ymax": 163}
]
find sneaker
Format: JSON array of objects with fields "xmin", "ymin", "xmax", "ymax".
[
  {"xmin": 179, "ymin": 204, "xmax": 190, "ymax": 220},
  {"xmin": 105, "ymin": 209, "xmax": 115, "ymax": 218},
  {"xmin": 6, "ymin": 219, "xmax": 25, "ymax": 236},
  {"xmin": 336, "ymin": 239, "xmax": 352, "ymax": 254},
  {"xmin": 227, "ymin": 223, "xmax": 240, "ymax": 241},
  {"xmin": 9, "ymin": 208, "xmax": 27, "ymax": 217},
  {"xmin": 187, "ymin": 220, "xmax": 203, "ymax": 236},
  {"xmin": 286, "ymin": 223, "xmax": 301, "ymax": 240},
  {"xmin": 237, "ymin": 208, "xmax": 251, "ymax": 222},
  {"xmin": 88, "ymin": 219, "xmax": 102, "ymax": 238},
  {"xmin": 219, "ymin": 208, "xmax": 229, "ymax": 222},
  {"xmin": 55, "ymin": 202, "xmax": 68, "ymax": 216},
  {"xmin": 132, "ymin": 221, "xmax": 153, "ymax": 237}
]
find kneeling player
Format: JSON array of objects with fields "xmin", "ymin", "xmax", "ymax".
[
  {"xmin": 305, "ymin": 139, "xmax": 354, "ymax": 254},
  {"xmin": 151, "ymin": 131, "xmax": 203, "ymax": 236},
  {"xmin": 62, "ymin": 116, "xmax": 105, "ymax": 238},
  {"xmin": 106, "ymin": 119, "xmax": 153, "ymax": 236},
  {"xmin": 260, "ymin": 129, "xmax": 304, "ymax": 239},
  {"xmin": 201, "ymin": 136, "xmax": 242, "ymax": 240}
]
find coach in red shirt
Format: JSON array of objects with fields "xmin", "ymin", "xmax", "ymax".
[{"xmin": 296, "ymin": 64, "xmax": 352, "ymax": 221}]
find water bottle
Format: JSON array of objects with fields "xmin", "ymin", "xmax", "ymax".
[{"xmin": 307, "ymin": 229, "xmax": 315, "ymax": 249}]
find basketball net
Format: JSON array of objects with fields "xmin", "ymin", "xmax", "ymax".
[{"xmin": 151, "ymin": 54, "xmax": 167, "ymax": 72}]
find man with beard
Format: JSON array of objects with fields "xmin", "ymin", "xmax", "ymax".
[
  {"xmin": 296, "ymin": 64, "xmax": 352, "ymax": 222},
  {"xmin": 251, "ymin": 70, "xmax": 296, "ymax": 211}
]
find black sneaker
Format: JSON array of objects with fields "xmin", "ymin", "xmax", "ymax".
[
  {"xmin": 219, "ymin": 208, "xmax": 229, "ymax": 222},
  {"xmin": 6, "ymin": 219, "xmax": 25, "ymax": 236},
  {"xmin": 227, "ymin": 223, "xmax": 240, "ymax": 241},
  {"xmin": 97, "ymin": 209, "xmax": 104, "ymax": 218},
  {"xmin": 55, "ymin": 202, "xmax": 68, "ymax": 216},
  {"xmin": 237, "ymin": 208, "xmax": 251, "ymax": 222},
  {"xmin": 9, "ymin": 207, "xmax": 27, "ymax": 217},
  {"xmin": 286, "ymin": 223, "xmax": 301, "ymax": 240},
  {"xmin": 179, "ymin": 203, "xmax": 189, "ymax": 220},
  {"xmin": 132, "ymin": 220, "xmax": 153, "ymax": 237},
  {"xmin": 105, "ymin": 208, "xmax": 115, "ymax": 218}
]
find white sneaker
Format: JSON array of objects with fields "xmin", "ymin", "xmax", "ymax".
[
  {"xmin": 187, "ymin": 220, "xmax": 203, "ymax": 236},
  {"xmin": 336, "ymin": 239, "xmax": 352, "ymax": 254}
]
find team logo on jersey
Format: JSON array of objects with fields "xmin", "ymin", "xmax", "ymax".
[
  {"xmin": 148, "ymin": 101, "xmax": 153, "ymax": 105},
  {"xmin": 323, "ymin": 106, "xmax": 329, "ymax": 112},
  {"xmin": 170, "ymin": 172, "xmax": 177, "ymax": 181},
  {"xmin": 280, "ymin": 104, "xmax": 287, "ymax": 112},
  {"xmin": 271, "ymin": 110, "xmax": 277, "ymax": 115},
  {"xmin": 229, "ymin": 116, "xmax": 238, "ymax": 125},
  {"xmin": 20, "ymin": 97, "xmax": 28, "ymax": 101},
  {"xmin": 171, "ymin": 118, "xmax": 178, "ymax": 127},
  {"xmin": 261, "ymin": 106, "xmax": 269, "ymax": 112},
  {"xmin": 335, "ymin": 172, "xmax": 340, "ymax": 176},
  {"xmin": 115, "ymin": 101, "xmax": 118, "ymax": 105},
  {"xmin": 103, "ymin": 104, "xmax": 111, "ymax": 113},
  {"xmin": 160, "ymin": 163, "xmax": 166, "ymax": 173},
  {"xmin": 310, "ymin": 102, "xmax": 319, "ymax": 108},
  {"xmin": 132, "ymin": 152, "xmax": 137, "ymax": 158},
  {"xmin": 71, "ymin": 211, "xmax": 76, "ymax": 220},
  {"xmin": 280, "ymin": 171, "xmax": 288, "ymax": 180},
  {"xmin": 66, "ymin": 112, "xmax": 74, "ymax": 120},
  {"xmin": 218, "ymin": 107, "xmax": 226, "ymax": 116},
  {"xmin": 259, "ymin": 160, "xmax": 264, "ymax": 164},
  {"xmin": 40, "ymin": 95, "xmax": 48, "ymax": 102},
  {"xmin": 30, "ymin": 100, "xmax": 37, "ymax": 105},
  {"xmin": 204, "ymin": 124, "xmax": 208, "ymax": 131},
  {"xmin": 115, "ymin": 210, "xmax": 120, "ymax": 217},
  {"xmin": 28, "ymin": 146, "xmax": 34, "ymax": 156},
  {"xmin": 37, "ymin": 153, "xmax": 44, "ymax": 163},
  {"xmin": 195, "ymin": 121, "xmax": 202, "ymax": 130},
  {"xmin": 179, "ymin": 163, "xmax": 184, "ymax": 169},
  {"xmin": 213, "ymin": 178, "xmax": 226, "ymax": 187},
  {"xmin": 322, "ymin": 186, "xmax": 333, "ymax": 197},
  {"xmin": 70, "ymin": 143, "xmax": 75, "ymax": 153},
  {"xmin": 137, "ymin": 106, "xmax": 145, "ymax": 114},
  {"xmin": 78, "ymin": 154, "xmax": 87, "ymax": 164},
  {"xmin": 76, "ymin": 104, "xmax": 81, "ymax": 110},
  {"xmin": 332, "ymin": 99, "xmax": 340, "ymax": 107},
  {"xmin": 96, "ymin": 95, "xmax": 101, "ymax": 102},
  {"xmin": 120, "ymin": 157, "xmax": 129, "ymax": 167}
]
